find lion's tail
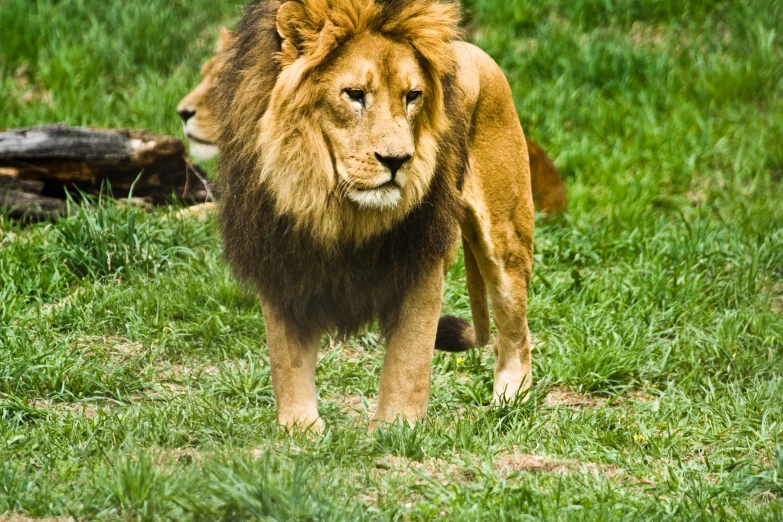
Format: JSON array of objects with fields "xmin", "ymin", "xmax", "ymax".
[{"xmin": 435, "ymin": 239, "xmax": 491, "ymax": 353}]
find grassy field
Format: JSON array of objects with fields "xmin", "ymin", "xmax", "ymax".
[{"xmin": 2, "ymin": 0, "xmax": 783, "ymax": 519}]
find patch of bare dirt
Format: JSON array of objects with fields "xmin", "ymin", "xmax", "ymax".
[
  {"xmin": 1, "ymin": 513, "xmax": 73, "ymax": 522},
  {"xmin": 248, "ymin": 447, "xmax": 266, "ymax": 459},
  {"xmin": 369, "ymin": 453, "xmax": 651, "ymax": 506},
  {"xmin": 105, "ymin": 340, "xmax": 145, "ymax": 364},
  {"xmin": 13, "ymin": 65, "xmax": 30, "ymax": 88},
  {"xmin": 756, "ymin": 491, "xmax": 780, "ymax": 503},
  {"xmin": 30, "ymin": 399, "xmax": 106, "ymax": 420},
  {"xmin": 373, "ymin": 454, "xmax": 641, "ymax": 487},
  {"xmin": 159, "ymin": 363, "xmax": 219, "ymax": 381},
  {"xmin": 155, "ymin": 363, "xmax": 218, "ymax": 396},
  {"xmin": 41, "ymin": 289, "xmax": 84, "ymax": 315},
  {"xmin": 494, "ymin": 453, "xmax": 651, "ymax": 485},
  {"xmin": 769, "ymin": 284, "xmax": 782, "ymax": 314},
  {"xmin": 13, "ymin": 64, "xmax": 55, "ymax": 108},
  {"xmin": 154, "ymin": 445, "xmax": 300, "ymax": 467},
  {"xmin": 342, "ymin": 394, "xmax": 377, "ymax": 419},
  {"xmin": 545, "ymin": 387, "xmax": 606, "ymax": 408},
  {"xmin": 687, "ymin": 175, "xmax": 726, "ymax": 205},
  {"xmin": 375, "ymin": 455, "xmax": 472, "ymax": 487},
  {"xmin": 57, "ymin": 336, "xmax": 145, "ymax": 365},
  {"xmin": 629, "ymin": 21, "xmax": 669, "ymax": 49},
  {"xmin": 323, "ymin": 337, "xmax": 369, "ymax": 364},
  {"xmin": 545, "ymin": 387, "xmax": 652, "ymax": 409},
  {"xmin": 626, "ymin": 389, "xmax": 652, "ymax": 403},
  {"xmin": 28, "ymin": 395, "xmax": 152, "ymax": 419},
  {"xmin": 149, "ymin": 444, "xmax": 302, "ymax": 467},
  {"xmin": 687, "ymin": 179, "xmax": 707, "ymax": 205},
  {"xmin": 154, "ymin": 447, "xmax": 203, "ymax": 466},
  {"xmin": 19, "ymin": 90, "xmax": 54, "ymax": 107},
  {"xmin": 495, "ymin": 453, "xmax": 606, "ymax": 475},
  {"xmin": 156, "ymin": 380, "xmax": 188, "ymax": 394}
]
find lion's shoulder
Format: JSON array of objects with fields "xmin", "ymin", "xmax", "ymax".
[{"xmin": 450, "ymin": 41, "xmax": 514, "ymax": 117}]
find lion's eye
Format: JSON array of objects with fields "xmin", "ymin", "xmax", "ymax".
[
  {"xmin": 345, "ymin": 89, "xmax": 366, "ymax": 105},
  {"xmin": 406, "ymin": 90, "xmax": 422, "ymax": 104}
]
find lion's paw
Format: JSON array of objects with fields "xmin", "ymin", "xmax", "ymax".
[
  {"xmin": 492, "ymin": 371, "xmax": 532, "ymax": 404},
  {"xmin": 279, "ymin": 415, "xmax": 324, "ymax": 435}
]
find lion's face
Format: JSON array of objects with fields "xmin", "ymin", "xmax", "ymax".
[
  {"xmin": 176, "ymin": 29, "xmax": 232, "ymax": 160},
  {"xmin": 317, "ymin": 33, "xmax": 432, "ymax": 210},
  {"xmin": 176, "ymin": 56, "xmax": 220, "ymax": 160},
  {"xmin": 218, "ymin": 0, "xmax": 459, "ymax": 244}
]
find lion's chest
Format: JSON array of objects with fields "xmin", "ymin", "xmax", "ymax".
[
  {"xmin": 253, "ymin": 214, "xmax": 448, "ymax": 337},
  {"xmin": 220, "ymin": 166, "xmax": 461, "ymax": 339}
]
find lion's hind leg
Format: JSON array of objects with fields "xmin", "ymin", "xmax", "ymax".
[
  {"xmin": 461, "ymin": 196, "xmax": 534, "ymax": 402},
  {"xmin": 460, "ymin": 129, "xmax": 535, "ymax": 402}
]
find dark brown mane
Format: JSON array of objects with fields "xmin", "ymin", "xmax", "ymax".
[{"xmin": 213, "ymin": 0, "xmax": 283, "ymax": 148}]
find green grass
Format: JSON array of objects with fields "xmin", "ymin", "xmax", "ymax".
[{"xmin": 1, "ymin": 0, "xmax": 782, "ymax": 519}]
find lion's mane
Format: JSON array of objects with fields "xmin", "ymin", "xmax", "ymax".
[{"xmin": 216, "ymin": 0, "xmax": 469, "ymax": 338}]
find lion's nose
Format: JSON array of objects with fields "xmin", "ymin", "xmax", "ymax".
[
  {"xmin": 178, "ymin": 109, "xmax": 196, "ymax": 123},
  {"xmin": 375, "ymin": 153, "xmax": 412, "ymax": 178}
]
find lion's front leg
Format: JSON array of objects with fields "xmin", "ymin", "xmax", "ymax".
[
  {"xmin": 371, "ymin": 263, "xmax": 444, "ymax": 430},
  {"xmin": 260, "ymin": 299, "xmax": 322, "ymax": 433}
]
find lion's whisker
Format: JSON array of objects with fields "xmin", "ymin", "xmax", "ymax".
[{"xmin": 338, "ymin": 178, "xmax": 356, "ymax": 201}]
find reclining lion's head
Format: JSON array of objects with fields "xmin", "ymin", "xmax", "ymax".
[
  {"xmin": 176, "ymin": 28, "xmax": 233, "ymax": 160},
  {"xmin": 216, "ymin": 0, "xmax": 461, "ymax": 244}
]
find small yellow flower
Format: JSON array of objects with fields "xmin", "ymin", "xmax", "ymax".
[
  {"xmin": 456, "ymin": 357, "xmax": 465, "ymax": 364},
  {"xmin": 633, "ymin": 434, "xmax": 646, "ymax": 442}
]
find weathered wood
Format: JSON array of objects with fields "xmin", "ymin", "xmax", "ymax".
[
  {"xmin": 0, "ymin": 125, "xmax": 212, "ymax": 209},
  {"xmin": 0, "ymin": 176, "xmax": 44, "ymax": 194},
  {"xmin": 0, "ymin": 124, "xmax": 184, "ymax": 161},
  {"xmin": 0, "ymin": 188, "xmax": 67, "ymax": 220}
]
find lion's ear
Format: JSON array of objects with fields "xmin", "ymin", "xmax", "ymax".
[
  {"xmin": 276, "ymin": 0, "xmax": 333, "ymax": 66},
  {"xmin": 276, "ymin": 2, "xmax": 303, "ymax": 42},
  {"xmin": 276, "ymin": 1, "xmax": 309, "ymax": 63}
]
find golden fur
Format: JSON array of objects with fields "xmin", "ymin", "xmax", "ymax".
[{"xmin": 212, "ymin": 0, "xmax": 537, "ymax": 431}]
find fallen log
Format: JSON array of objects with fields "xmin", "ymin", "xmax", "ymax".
[
  {"xmin": 0, "ymin": 176, "xmax": 45, "ymax": 194},
  {"xmin": 0, "ymin": 125, "xmax": 212, "ymax": 210},
  {"xmin": 0, "ymin": 188, "xmax": 67, "ymax": 221}
]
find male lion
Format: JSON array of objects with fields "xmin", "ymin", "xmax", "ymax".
[
  {"xmin": 177, "ymin": 26, "xmax": 567, "ymax": 215},
  {"xmin": 214, "ymin": 0, "xmax": 535, "ymax": 431}
]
